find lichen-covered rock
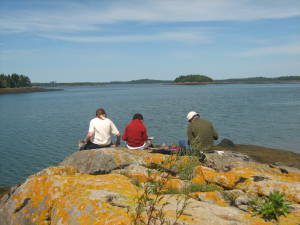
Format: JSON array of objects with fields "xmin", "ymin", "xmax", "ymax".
[
  {"xmin": 0, "ymin": 166, "xmax": 139, "ymax": 225},
  {"xmin": 60, "ymin": 148, "xmax": 145, "ymax": 174},
  {"xmin": 1, "ymin": 148, "xmax": 300, "ymax": 225},
  {"xmin": 194, "ymin": 154, "xmax": 300, "ymax": 203}
]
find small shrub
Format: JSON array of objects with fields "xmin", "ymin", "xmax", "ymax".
[
  {"xmin": 250, "ymin": 192, "xmax": 290, "ymax": 221},
  {"xmin": 176, "ymin": 157, "xmax": 199, "ymax": 180},
  {"xmin": 130, "ymin": 163, "xmax": 190, "ymax": 224}
]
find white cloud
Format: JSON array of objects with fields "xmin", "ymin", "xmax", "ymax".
[
  {"xmin": 40, "ymin": 31, "xmax": 210, "ymax": 43},
  {"xmin": 241, "ymin": 42, "xmax": 300, "ymax": 56},
  {"xmin": 0, "ymin": 0, "xmax": 300, "ymax": 34}
]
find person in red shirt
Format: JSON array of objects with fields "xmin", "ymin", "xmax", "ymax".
[{"xmin": 122, "ymin": 113, "xmax": 150, "ymax": 150}]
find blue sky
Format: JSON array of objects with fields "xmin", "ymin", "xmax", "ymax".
[{"xmin": 0, "ymin": 0, "xmax": 300, "ymax": 82}]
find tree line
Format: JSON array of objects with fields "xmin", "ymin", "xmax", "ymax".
[
  {"xmin": 174, "ymin": 75, "xmax": 213, "ymax": 83},
  {"xmin": 0, "ymin": 73, "xmax": 31, "ymax": 88}
]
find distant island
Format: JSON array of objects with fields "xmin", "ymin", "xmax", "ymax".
[
  {"xmin": 0, "ymin": 73, "xmax": 62, "ymax": 95},
  {"xmin": 174, "ymin": 75, "xmax": 213, "ymax": 83},
  {"xmin": 32, "ymin": 79, "xmax": 171, "ymax": 87},
  {"xmin": 172, "ymin": 74, "xmax": 300, "ymax": 85},
  {"xmin": 2, "ymin": 73, "xmax": 300, "ymax": 93},
  {"xmin": 34, "ymin": 75, "xmax": 300, "ymax": 87}
]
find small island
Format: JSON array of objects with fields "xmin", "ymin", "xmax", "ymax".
[
  {"xmin": 172, "ymin": 74, "xmax": 300, "ymax": 85},
  {"xmin": 0, "ymin": 73, "xmax": 62, "ymax": 95}
]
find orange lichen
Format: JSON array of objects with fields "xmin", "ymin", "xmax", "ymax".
[
  {"xmin": 127, "ymin": 172, "xmax": 149, "ymax": 183},
  {"xmin": 277, "ymin": 210, "xmax": 300, "ymax": 225},
  {"xmin": 164, "ymin": 178, "xmax": 184, "ymax": 190},
  {"xmin": 198, "ymin": 192, "xmax": 228, "ymax": 207},
  {"xmin": 242, "ymin": 214, "xmax": 272, "ymax": 225},
  {"xmin": 192, "ymin": 175, "xmax": 206, "ymax": 185},
  {"xmin": 143, "ymin": 153, "xmax": 166, "ymax": 166},
  {"xmin": 195, "ymin": 166, "xmax": 240, "ymax": 188}
]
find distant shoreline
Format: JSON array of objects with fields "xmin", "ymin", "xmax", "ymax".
[
  {"xmin": 31, "ymin": 79, "xmax": 300, "ymax": 87},
  {"xmin": 0, "ymin": 87, "xmax": 63, "ymax": 95},
  {"xmin": 169, "ymin": 80, "xmax": 300, "ymax": 85}
]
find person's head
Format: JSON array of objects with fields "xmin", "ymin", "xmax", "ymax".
[
  {"xmin": 186, "ymin": 111, "xmax": 199, "ymax": 122},
  {"xmin": 96, "ymin": 108, "xmax": 106, "ymax": 119},
  {"xmin": 132, "ymin": 113, "xmax": 143, "ymax": 120}
]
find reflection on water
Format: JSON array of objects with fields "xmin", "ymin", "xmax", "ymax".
[{"xmin": 0, "ymin": 83, "xmax": 300, "ymax": 186}]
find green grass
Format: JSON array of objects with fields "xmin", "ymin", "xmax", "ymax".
[{"xmin": 165, "ymin": 183, "xmax": 223, "ymax": 194}]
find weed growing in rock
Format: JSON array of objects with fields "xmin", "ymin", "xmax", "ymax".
[
  {"xmin": 130, "ymin": 164, "xmax": 190, "ymax": 224},
  {"xmin": 175, "ymin": 156, "xmax": 199, "ymax": 180},
  {"xmin": 250, "ymin": 192, "xmax": 290, "ymax": 221}
]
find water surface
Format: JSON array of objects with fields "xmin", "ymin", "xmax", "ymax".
[{"xmin": 0, "ymin": 83, "xmax": 300, "ymax": 186}]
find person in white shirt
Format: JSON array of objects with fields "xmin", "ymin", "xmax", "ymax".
[{"xmin": 83, "ymin": 108, "xmax": 121, "ymax": 150}]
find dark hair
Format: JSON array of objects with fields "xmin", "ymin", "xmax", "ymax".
[
  {"xmin": 96, "ymin": 108, "xmax": 106, "ymax": 118},
  {"xmin": 132, "ymin": 113, "xmax": 143, "ymax": 120}
]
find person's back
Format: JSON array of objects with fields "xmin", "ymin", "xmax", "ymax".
[
  {"xmin": 187, "ymin": 111, "xmax": 218, "ymax": 153},
  {"xmin": 123, "ymin": 113, "xmax": 149, "ymax": 150},
  {"xmin": 83, "ymin": 108, "xmax": 120, "ymax": 150},
  {"xmin": 90, "ymin": 117, "xmax": 118, "ymax": 146}
]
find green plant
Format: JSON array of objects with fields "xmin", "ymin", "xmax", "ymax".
[
  {"xmin": 164, "ymin": 183, "xmax": 222, "ymax": 195},
  {"xmin": 250, "ymin": 192, "xmax": 290, "ymax": 221},
  {"xmin": 175, "ymin": 156, "xmax": 199, "ymax": 180},
  {"xmin": 130, "ymin": 164, "xmax": 190, "ymax": 224},
  {"xmin": 183, "ymin": 183, "xmax": 222, "ymax": 194}
]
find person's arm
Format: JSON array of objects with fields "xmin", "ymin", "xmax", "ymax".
[
  {"xmin": 84, "ymin": 120, "xmax": 95, "ymax": 144},
  {"xmin": 84, "ymin": 132, "xmax": 94, "ymax": 144},
  {"xmin": 110, "ymin": 120, "xmax": 121, "ymax": 146}
]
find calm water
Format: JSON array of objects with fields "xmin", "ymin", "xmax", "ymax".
[{"xmin": 1, "ymin": 83, "xmax": 300, "ymax": 186}]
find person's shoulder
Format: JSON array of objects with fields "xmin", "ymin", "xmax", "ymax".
[
  {"xmin": 90, "ymin": 117, "xmax": 98, "ymax": 123},
  {"xmin": 202, "ymin": 118, "xmax": 213, "ymax": 124},
  {"xmin": 105, "ymin": 118, "xmax": 115, "ymax": 124}
]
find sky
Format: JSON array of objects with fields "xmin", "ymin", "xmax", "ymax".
[{"xmin": 0, "ymin": 0, "xmax": 300, "ymax": 82}]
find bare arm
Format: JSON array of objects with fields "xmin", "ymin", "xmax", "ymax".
[{"xmin": 84, "ymin": 132, "xmax": 94, "ymax": 144}]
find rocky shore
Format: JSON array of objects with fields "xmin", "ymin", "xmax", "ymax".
[
  {"xmin": 0, "ymin": 87, "xmax": 63, "ymax": 95},
  {"xmin": 1, "ymin": 146, "xmax": 300, "ymax": 225}
]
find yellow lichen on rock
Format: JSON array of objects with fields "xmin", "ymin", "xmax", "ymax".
[
  {"xmin": 164, "ymin": 178, "xmax": 185, "ymax": 190},
  {"xmin": 195, "ymin": 166, "xmax": 240, "ymax": 188},
  {"xmin": 143, "ymin": 153, "xmax": 167, "ymax": 166},
  {"xmin": 8, "ymin": 167, "xmax": 139, "ymax": 225},
  {"xmin": 192, "ymin": 175, "xmax": 206, "ymax": 185},
  {"xmin": 196, "ymin": 192, "xmax": 228, "ymax": 207}
]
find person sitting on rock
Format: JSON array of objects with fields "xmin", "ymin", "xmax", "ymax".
[
  {"xmin": 83, "ymin": 108, "xmax": 120, "ymax": 150},
  {"xmin": 186, "ymin": 111, "xmax": 218, "ymax": 154},
  {"xmin": 122, "ymin": 113, "xmax": 150, "ymax": 150}
]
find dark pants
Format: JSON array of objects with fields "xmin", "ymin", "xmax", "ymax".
[{"xmin": 82, "ymin": 141, "xmax": 111, "ymax": 150}]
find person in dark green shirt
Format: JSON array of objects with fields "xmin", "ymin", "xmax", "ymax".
[{"xmin": 186, "ymin": 111, "xmax": 218, "ymax": 153}]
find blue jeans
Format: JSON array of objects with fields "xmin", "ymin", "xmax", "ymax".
[{"xmin": 83, "ymin": 141, "xmax": 111, "ymax": 150}]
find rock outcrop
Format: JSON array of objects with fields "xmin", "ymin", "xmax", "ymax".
[{"xmin": 1, "ymin": 148, "xmax": 300, "ymax": 225}]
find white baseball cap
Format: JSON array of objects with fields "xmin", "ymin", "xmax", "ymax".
[{"xmin": 186, "ymin": 111, "xmax": 198, "ymax": 121}]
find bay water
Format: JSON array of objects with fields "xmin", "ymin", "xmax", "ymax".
[{"xmin": 0, "ymin": 83, "xmax": 300, "ymax": 186}]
